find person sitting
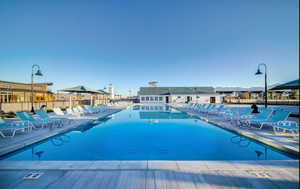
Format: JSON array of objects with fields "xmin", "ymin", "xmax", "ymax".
[{"xmin": 251, "ymin": 103, "xmax": 259, "ymax": 114}]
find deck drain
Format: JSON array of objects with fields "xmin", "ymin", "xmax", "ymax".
[
  {"xmin": 23, "ymin": 172, "xmax": 44, "ymax": 180},
  {"xmin": 247, "ymin": 171, "xmax": 271, "ymax": 178}
]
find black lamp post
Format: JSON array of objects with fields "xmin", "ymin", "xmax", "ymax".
[
  {"xmin": 31, "ymin": 64, "xmax": 43, "ymax": 112},
  {"xmin": 255, "ymin": 63, "xmax": 268, "ymax": 108}
]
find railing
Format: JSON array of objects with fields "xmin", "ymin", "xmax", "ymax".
[
  {"xmin": 0, "ymin": 99, "xmax": 109, "ymax": 113},
  {"xmin": 225, "ymin": 99, "xmax": 299, "ymax": 105}
]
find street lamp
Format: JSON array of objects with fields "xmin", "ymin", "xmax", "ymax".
[
  {"xmin": 255, "ymin": 63, "xmax": 268, "ymax": 108},
  {"xmin": 31, "ymin": 64, "xmax": 43, "ymax": 112},
  {"xmin": 128, "ymin": 89, "xmax": 132, "ymax": 98}
]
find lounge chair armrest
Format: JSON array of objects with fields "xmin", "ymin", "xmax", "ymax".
[
  {"xmin": 276, "ymin": 121, "xmax": 299, "ymax": 126},
  {"xmin": 240, "ymin": 115, "xmax": 255, "ymax": 119},
  {"xmin": 9, "ymin": 120, "xmax": 26, "ymax": 126}
]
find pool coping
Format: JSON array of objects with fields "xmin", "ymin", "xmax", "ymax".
[
  {"xmin": 0, "ymin": 160, "xmax": 298, "ymax": 189},
  {"xmin": 0, "ymin": 109, "xmax": 124, "ymax": 158},
  {"xmin": 0, "ymin": 160, "xmax": 298, "ymax": 170},
  {"xmin": 172, "ymin": 107, "xmax": 299, "ymax": 158}
]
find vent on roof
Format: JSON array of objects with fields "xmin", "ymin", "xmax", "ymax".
[{"xmin": 148, "ymin": 81, "xmax": 159, "ymax": 87}]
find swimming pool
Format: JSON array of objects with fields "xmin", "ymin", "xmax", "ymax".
[{"xmin": 1, "ymin": 106, "xmax": 296, "ymax": 161}]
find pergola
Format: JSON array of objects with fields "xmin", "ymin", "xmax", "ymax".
[{"xmin": 58, "ymin": 85, "xmax": 107, "ymax": 106}]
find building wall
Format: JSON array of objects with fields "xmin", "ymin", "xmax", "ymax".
[
  {"xmin": 0, "ymin": 80, "xmax": 54, "ymax": 103},
  {"xmin": 139, "ymin": 94, "xmax": 223, "ymax": 104},
  {"xmin": 170, "ymin": 94, "xmax": 223, "ymax": 104},
  {"xmin": 139, "ymin": 95, "xmax": 165, "ymax": 104}
]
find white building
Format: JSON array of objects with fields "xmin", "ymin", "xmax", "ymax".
[{"xmin": 138, "ymin": 87, "xmax": 223, "ymax": 104}]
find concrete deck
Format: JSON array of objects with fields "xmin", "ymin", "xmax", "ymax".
[
  {"xmin": 0, "ymin": 160, "xmax": 298, "ymax": 189},
  {"xmin": 0, "ymin": 108, "xmax": 123, "ymax": 157},
  {"xmin": 174, "ymin": 106, "xmax": 299, "ymax": 157}
]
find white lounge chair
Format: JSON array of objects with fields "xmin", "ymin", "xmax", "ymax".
[
  {"xmin": 0, "ymin": 118, "xmax": 30, "ymax": 138},
  {"xmin": 273, "ymin": 121, "xmax": 299, "ymax": 139}
]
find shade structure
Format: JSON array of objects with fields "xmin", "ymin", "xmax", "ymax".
[
  {"xmin": 97, "ymin": 89, "xmax": 110, "ymax": 95},
  {"xmin": 59, "ymin": 85, "xmax": 106, "ymax": 94},
  {"xmin": 270, "ymin": 79, "xmax": 299, "ymax": 90}
]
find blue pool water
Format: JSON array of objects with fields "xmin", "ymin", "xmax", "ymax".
[{"xmin": 2, "ymin": 106, "xmax": 296, "ymax": 161}]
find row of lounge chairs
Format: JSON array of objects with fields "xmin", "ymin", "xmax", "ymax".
[
  {"xmin": 54, "ymin": 105, "xmax": 111, "ymax": 117},
  {"xmin": 178, "ymin": 103, "xmax": 299, "ymax": 138},
  {"xmin": 0, "ymin": 105, "xmax": 112, "ymax": 138}
]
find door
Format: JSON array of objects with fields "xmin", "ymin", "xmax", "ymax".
[
  {"xmin": 165, "ymin": 96, "xmax": 169, "ymax": 103},
  {"xmin": 210, "ymin": 97, "xmax": 216, "ymax": 103},
  {"xmin": 187, "ymin": 96, "xmax": 192, "ymax": 103}
]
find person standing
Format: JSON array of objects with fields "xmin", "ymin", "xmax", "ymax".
[{"xmin": 251, "ymin": 103, "xmax": 259, "ymax": 114}]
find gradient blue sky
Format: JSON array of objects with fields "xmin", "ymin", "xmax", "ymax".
[{"xmin": 0, "ymin": 0, "xmax": 298, "ymax": 95}]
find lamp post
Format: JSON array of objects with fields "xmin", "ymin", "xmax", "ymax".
[
  {"xmin": 255, "ymin": 63, "xmax": 268, "ymax": 108},
  {"xmin": 31, "ymin": 64, "xmax": 43, "ymax": 112},
  {"xmin": 129, "ymin": 89, "xmax": 132, "ymax": 98}
]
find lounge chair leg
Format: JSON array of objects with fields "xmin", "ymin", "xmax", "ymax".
[
  {"xmin": 11, "ymin": 130, "xmax": 16, "ymax": 137},
  {"xmin": 0, "ymin": 131, "xmax": 6, "ymax": 138}
]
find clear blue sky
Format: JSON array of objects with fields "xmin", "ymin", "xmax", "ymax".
[{"xmin": 0, "ymin": 0, "xmax": 298, "ymax": 95}]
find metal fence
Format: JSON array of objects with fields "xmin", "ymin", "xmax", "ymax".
[
  {"xmin": 225, "ymin": 99, "xmax": 299, "ymax": 106},
  {"xmin": 0, "ymin": 99, "xmax": 108, "ymax": 113}
]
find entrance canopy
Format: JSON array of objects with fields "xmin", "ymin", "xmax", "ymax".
[{"xmin": 270, "ymin": 79, "xmax": 299, "ymax": 90}]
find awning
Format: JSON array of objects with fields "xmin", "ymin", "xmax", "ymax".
[{"xmin": 270, "ymin": 79, "xmax": 299, "ymax": 90}]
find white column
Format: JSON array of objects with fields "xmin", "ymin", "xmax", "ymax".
[
  {"xmin": 90, "ymin": 95, "xmax": 93, "ymax": 106},
  {"xmin": 69, "ymin": 95, "xmax": 72, "ymax": 107}
]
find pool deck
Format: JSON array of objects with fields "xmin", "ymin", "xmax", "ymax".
[
  {"xmin": 0, "ymin": 160, "xmax": 298, "ymax": 189},
  {"xmin": 0, "ymin": 108, "xmax": 124, "ymax": 157},
  {"xmin": 173, "ymin": 106, "xmax": 299, "ymax": 157}
]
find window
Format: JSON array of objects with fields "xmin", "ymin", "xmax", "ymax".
[
  {"xmin": 146, "ymin": 97, "xmax": 149, "ymax": 101},
  {"xmin": 150, "ymin": 97, "xmax": 154, "ymax": 101},
  {"xmin": 141, "ymin": 97, "xmax": 145, "ymax": 101},
  {"xmin": 155, "ymin": 97, "xmax": 158, "ymax": 101},
  {"xmin": 159, "ymin": 97, "xmax": 163, "ymax": 101},
  {"xmin": 196, "ymin": 96, "xmax": 200, "ymax": 99},
  {"xmin": 177, "ymin": 96, "xmax": 181, "ymax": 98}
]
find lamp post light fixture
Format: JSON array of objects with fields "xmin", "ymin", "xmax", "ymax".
[
  {"xmin": 255, "ymin": 63, "xmax": 268, "ymax": 108},
  {"xmin": 31, "ymin": 64, "xmax": 43, "ymax": 112}
]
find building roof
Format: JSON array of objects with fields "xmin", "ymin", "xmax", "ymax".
[
  {"xmin": 97, "ymin": 89, "xmax": 110, "ymax": 94},
  {"xmin": 215, "ymin": 87, "xmax": 264, "ymax": 92},
  {"xmin": 138, "ymin": 87, "xmax": 215, "ymax": 95},
  {"xmin": 0, "ymin": 80, "xmax": 53, "ymax": 86},
  {"xmin": 0, "ymin": 80, "xmax": 53, "ymax": 93},
  {"xmin": 270, "ymin": 79, "xmax": 299, "ymax": 90}
]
